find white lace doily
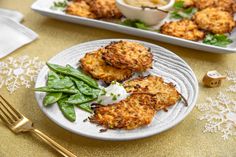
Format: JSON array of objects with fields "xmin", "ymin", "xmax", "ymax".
[
  {"xmin": 197, "ymin": 71, "xmax": 236, "ymax": 140},
  {"xmin": 0, "ymin": 55, "xmax": 44, "ymax": 93}
]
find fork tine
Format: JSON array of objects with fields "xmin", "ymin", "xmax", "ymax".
[
  {"xmin": 0, "ymin": 100, "xmax": 19, "ymax": 121},
  {"xmin": 0, "ymin": 104, "xmax": 14, "ymax": 124},
  {"xmin": 0, "ymin": 95, "xmax": 22, "ymax": 118},
  {"xmin": 0, "ymin": 111, "xmax": 11, "ymax": 125}
]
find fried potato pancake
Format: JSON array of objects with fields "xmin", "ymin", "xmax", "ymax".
[
  {"xmin": 80, "ymin": 48, "xmax": 133, "ymax": 84},
  {"xmin": 88, "ymin": 0, "xmax": 122, "ymax": 19},
  {"xmin": 124, "ymin": 75, "xmax": 180, "ymax": 111},
  {"xmin": 66, "ymin": 1, "xmax": 96, "ymax": 18},
  {"xmin": 102, "ymin": 41, "xmax": 153, "ymax": 72},
  {"xmin": 90, "ymin": 94, "xmax": 156, "ymax": 130},
  {"xmin": 160, "ymin": 20, "xmax": 205, "ymax": 41},
  {"xmin": 195, "ymin": 0, "xmax": 236, "ymax": 14},
  {"xmin": 193, "ymin": 8, "xmax": 235, "ymax": 34},
  {"xmin": 234, "ymin": 3, "xmax": 236, "ymax": 12}
]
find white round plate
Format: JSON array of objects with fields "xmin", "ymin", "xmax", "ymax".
[{"xmin": 35, "ymin": 39, "xmax": 198, "ymax": 141}]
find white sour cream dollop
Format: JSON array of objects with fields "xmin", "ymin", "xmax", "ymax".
[{"xmin": 97, "ymin": 82, "xmax": 130, "ymax": 105}]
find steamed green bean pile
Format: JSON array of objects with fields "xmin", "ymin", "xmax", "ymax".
[{"xmin": 35, "ymin": 63, "xmax": 100, "ymax": 122}]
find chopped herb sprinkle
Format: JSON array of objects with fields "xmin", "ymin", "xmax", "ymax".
[
  {"xmin": 98, "ymin": 99, "xmax": 103, "ymax": 104},
  {"xmin": 112, "ymin": 95, "xmax": 117, "ymax": 101},
  {"xmin": 100, "ymin": 88, "xmax": 107, "ymax": 96},
  {"xmin": 111, "ymin": 81, "xmax": 117, "ymax": 85}
]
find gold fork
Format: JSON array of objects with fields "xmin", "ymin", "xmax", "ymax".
[{"xmin": 0, "ymin": 95, "xmax": 77, "ymax": 157}]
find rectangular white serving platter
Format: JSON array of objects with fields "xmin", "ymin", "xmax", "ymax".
[{"xmin": 31, "ymin": 0, "xmax": 236, "ymax": 53}]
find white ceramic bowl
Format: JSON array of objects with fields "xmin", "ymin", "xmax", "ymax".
[{"xmin": 116, "ymin": 0, "xmax": 175, "ymax": 25}]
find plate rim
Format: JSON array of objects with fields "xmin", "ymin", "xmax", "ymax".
[{"xmin": 34, "ymin": 39, "xmax": 199, "ymax": 141}]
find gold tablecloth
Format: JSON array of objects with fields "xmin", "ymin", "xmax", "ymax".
[{"xmin": 1, "ymin": 0, "xmax": 236, "ymax": 156}]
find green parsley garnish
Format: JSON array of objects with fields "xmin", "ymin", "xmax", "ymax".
[
  {"xmin": 50, "ymin": 0, "xmax": 68, "ymax": 11},
  {"xmin": 170, "ymin": 11, "xmax": 184, "ymax": 19},
  {"xmin": 170, "ymin": 1, "xmax": 197, "ymax": 19},
  {"xmin": 184, "ymin": 7, "xmax": 197, "ymax": 14},
  {"xmin": 173, "ymin": 1, "xmax": 184, "ymax": 9},
  {"xmin": 121, "ymin": 19, "xmax": 149, "ymax": 30},
  {"xmin": 203, "ymin": 34, "xmax": 233, "ymax": 47}
]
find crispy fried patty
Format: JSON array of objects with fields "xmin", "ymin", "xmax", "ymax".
[
  {"xmin": 90, "ymin": 94, "xmax": 156, "ymax": 130},
  {"xmin": 193, "ymin": 8, "xmax": 235, "ymax": 34},
  {"xmin": 160, "ymin": 19, "xmax": 205, "ymax": 41},
  {"xmin": 234, "ymin": 3, "xmax": 236, "ymax": 12},
  {"xmin": 90, "ymin": 75, "xmax": 181, "ymax": 130},
  {"xmin": 124, "ymin": 75, "xmax": 180, "ymax": 111},
  {"xmin": 66, "ymin": 1, "xmax": 96, "ymax": 18},
  {"xmin": 195, "ymin": 0, "xmax": 236, "ymax": 14},
  {"xmin": 66, "ymin": 0, "xmax": 122, "ymax": 19},
  {"xmin": 80, "ymin": 48, "xmax": 133, "ymax": 83},
  {"xmin": 88, "ymin": 0, "xmax": 122, "ymax": 19},
  {"xmin": 102, "ymin": 41, "xmax": 153, "ymax": 72}
]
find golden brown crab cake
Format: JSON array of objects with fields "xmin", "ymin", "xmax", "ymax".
[
  {"xmin": 160, "ymin": 19, "xmax": 205, "ymax": 41},
  {"xmin": 66, "ymin": 1, "xmax": 96, "ymax": 18},
  {"xmin": 176, "ymin": 0, "xmax": 195, "ymax": 8},
  {"xmin": 123, "ymin": 75, "xmax": 181, "ymax": 111},
  {"xmin": 88, "ymin": 0, "xmax": 122, "ymax": 19},
  {"xmin": 195, "ymin": 0, "xmax": 236, "ymax": 14},
  {"xmin": 90, "ymin": 94, "xmax": 156, "ymax": 130},
  {"xmin": 193, "ymin": 8, "xmax": 235, "ymax": 34},
  {"xmin": 102, "ymin": 41, "xmax": 153, "ymax": 72},
  {"xmin": 80, "ymin": 48, "xmax": 132, "ymax": 84}
]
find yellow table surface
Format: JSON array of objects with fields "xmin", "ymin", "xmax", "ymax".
[{"xmin": 0, "ymin": 0, "xmax": 236, "ymax": 156}]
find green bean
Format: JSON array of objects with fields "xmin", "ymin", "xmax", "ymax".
[
  {"xmin": 77, "ymin": 103, "xmax": 93, "ymax": 113},
  {"xmin": 70, "ymin": 77, "xmax": 94, "ymax": 96},
  {"xmin": 35, "ymin": 86, "xmax": 78, "ymax": 94},
  {"xmin": 58, "ymin": 97, "xmax": 76, "ymax": 122},
  {"xmin": 71, "ymin": 77, "xmax": 100, "ymax": 97},
  {"xmin": 43, "ymin": 92, "xmax": 62, "ymax": 106},
  {"xmin": 92, "ymin": 89, "xmax": 101, "ymax": 97},
  {"xmin": 47, "ymin": 71, "xmax": 60, "ymax": 86},
  {"xmin": 49, "ymin": 76, "xmax": 74, "ymax": 89},
  {"xmin": 66, "ymin": 91, "xmax": 97, "ymax": 104},
  {"xmin": 47, "ymin": 71, "xmax": 74, "ymax": 89},
  {"xmin": 46, "ymin": 63, "xmax": 98, "ymax": 89},
  {"xmin": 59, "ymin": 94, "xmax": 70, "ymax": 100}
]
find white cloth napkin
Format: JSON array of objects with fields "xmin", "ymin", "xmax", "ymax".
[
  {"xmin": 0, "ymin": 8, "xmax": 38, "ymax": 59},
  {"xmin": 0, "ymin": 16, "xmax": 38, "ymax": 58},
  {"xmin": 0, "ymin": 8, "xmax": 24, "ymax": 22}
]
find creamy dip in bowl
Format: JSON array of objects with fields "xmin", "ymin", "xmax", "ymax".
[
  {"xmin": 124, "ymin": 0, "xmax": 168, "ymax": 7},
  {"xmin": 116, "ymin": 0, "xmax": 175, "ymax": 25}
]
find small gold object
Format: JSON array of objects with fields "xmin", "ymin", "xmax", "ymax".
[
  {"xmin": 202, "ymin": 70, "xmax": 226, "ymax": 88},
  {"xmin": 0, "ymin": 95, "xmax": 77, "ymax": 157}
]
